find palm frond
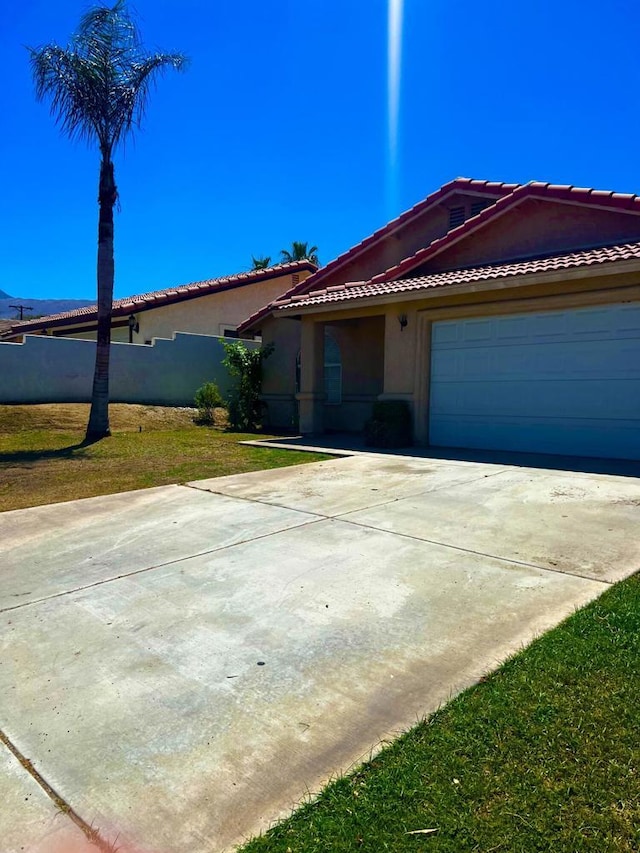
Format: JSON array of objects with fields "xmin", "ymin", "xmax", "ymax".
[
  {"xmin": 280, "ymin": 242, "xmax": 319, "ymax": 264},
  {"xmin": 28, "ymin": 2, "xmax": 188, "ymax": 157},
  {"xmin": 113, "ymin": 53, "xmax": 188, "ymax": 147}
]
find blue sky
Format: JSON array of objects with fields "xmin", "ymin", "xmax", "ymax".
[{"xmin": 2, "ymin": 0, "xmax": 640, "ymax": 300}]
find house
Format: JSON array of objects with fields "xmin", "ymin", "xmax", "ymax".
[
  {"xmin": 1, "ymin": 261, "xmax": 316, "ymax": 344},
  {"xmin": 238, "ymin": 179, "xmax": 640, "ymax": 461}
]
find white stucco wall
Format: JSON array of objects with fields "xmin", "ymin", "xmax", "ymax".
[{"xmin": 0, "ymin": 333, "xmax": 258, "ymax": 405}]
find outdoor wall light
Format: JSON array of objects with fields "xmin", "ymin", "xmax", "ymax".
[
  {"xmin": 128, "ymin": 313, "xmax": 139, "ymax": 343},
  {"xmin": 398, "ymin": 313, "xmax": 408, "ymax": 331}
]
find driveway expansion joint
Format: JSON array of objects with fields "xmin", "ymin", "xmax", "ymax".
[
  {"xmin": 337, "ymin": 516, "xmax": 615, "ymax": 584},
  {"xmin": 185, "ymin": 466, "xmax": 512, "ymax": 521},
  {"xmin": 181, "ymin": 475, "xmax": 612, "ymax": 584},
  {"xmin": 181, "ymin": 482, "xmax": 326, "ymax": 519},
  {"xmin": 0, "ymin": 729, "xmax": 112, "ymax": 852},
  {"xmin": 328, "ymin": 468, "xmax": 513, "ymax": 520},
  {"xmin": 1, "ymin": 515, "xmax": 325, "ymax": 613}
]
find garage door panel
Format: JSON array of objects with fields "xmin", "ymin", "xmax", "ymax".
[
  {"xmin": 432, "ymin": 322, "xmax": 460, "ymax": 345},
  {"xmin": 435, "ymin": 304, "xmax": 640, "ymax": 347},
  {"xmin": 464, "ymin": 319, "xmax": 494, "ymax": 341},
  {"xmin": 496, "ymin": 315, "xmax": 530, "ymax": 339},
  {"xmin": 436, "ymin": 340, "xmax": 640, "ymax": 380},
  {"xmin": 619, "ymin": 304, "xmax": 640, "ymax": 333},
  {"xmin": 523, "ymin": 312, "xmax": 567, "ymax": 338},
  {"xmin": 573, "ymin": 308, "xmax": 616, "ymax": 336},
  {"xmin": 431, "ymin": 378, "xmax": 640, "ymax": 420},
  {"xmin": 429, "ymin": 303, "xmax": 640, "ymax": 460}
]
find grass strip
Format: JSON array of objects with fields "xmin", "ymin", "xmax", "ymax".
[{"xmin": 240, "ymin": 575, "xmax": 640, "ymax": 853}]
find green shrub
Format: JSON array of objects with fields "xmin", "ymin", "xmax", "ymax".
[
  {"xmin": 194, "ymin": 381, "xmax": 224, "ymax": 425},
  {"xmin": 364, "ymin": 400, "xmax": 412, "ymax": 448},
  {"xmin": 222, "ymin": 341, "xmax": 274, "ymax": 431}
]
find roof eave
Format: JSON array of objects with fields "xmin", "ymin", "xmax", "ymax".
[
  {"xmin": 271, "ymin": 256, "xmax": 640, "ymax": 318},
  {"xmin": 4, "ymin": 261, "xmax": 318, "ymax": 335}
]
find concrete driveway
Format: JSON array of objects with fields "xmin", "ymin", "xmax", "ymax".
[{"xmin": 1, "ymin": 453, "xmax": 639, "ymax": 853}]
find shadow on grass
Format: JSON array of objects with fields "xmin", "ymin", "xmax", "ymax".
[{"xmin": 0, "ymin": 436, "xmax": 103, "ymax": 464}]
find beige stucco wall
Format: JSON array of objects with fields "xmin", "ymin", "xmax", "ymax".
[
  {"xmin": 65, "ymin": 325, "xmax": 130, "ymax": 343},
  {"xmin": 132, "ymin": 274, "xmax": 299, "ymax": 343},
  {"xmin": 31, "ymin": 271, "xmax": 306, "ymax": 343},
  {"xmin": 260, "ymin": 317, "xmax": 302, "ymax": 431}
]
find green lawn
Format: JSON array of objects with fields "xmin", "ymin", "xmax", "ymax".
[
  {"xmin": 0, "ymin": 403, "xmax": 332, "ymax": 511},
  {"xmin": 240, "ymin": 575, "xmax": 640, "ymax": 853}
]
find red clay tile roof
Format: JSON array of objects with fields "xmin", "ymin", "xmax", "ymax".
[
  {"xmin": 238, "ymin": 178, "xmax": 640, "ymax": 331},
  {"xmin": 2, "ymin": 261, "xmax": 316, "ymax": 336},
  {"xmin": 268, "ymin": 242, "xmax": 640, "ymax": 312},
  {"xmin": 371, "ymin": 181, "xmax": 640, "ymax": 284},
  {"xmin": 237, "ymin": 178, "xmax": 518, "ymax": 333}
]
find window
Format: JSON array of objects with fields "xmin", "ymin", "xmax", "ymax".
[
  {"xmin": 295, "ymin": 329, "xmax": 342, "ymax": 405},
  {"xmin": 219, "ymin": 324, "xmax": 239, "ymax": 338},
  {"xmin": 324, "ymin": 330, "xmax": 342, "ymax": 405}
]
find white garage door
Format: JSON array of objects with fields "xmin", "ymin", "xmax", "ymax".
[{"xmin": 429, "ymin": 303, "xmax": 640, "ymax": 460}]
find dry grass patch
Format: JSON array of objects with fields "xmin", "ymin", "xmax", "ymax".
[
  {"xmin": 0, "ymin": 403, "xmax": 331, "ymax": 512},
  {"xmin": 0, "ymin": 402, "xmax": 197, "ymax": 433}
]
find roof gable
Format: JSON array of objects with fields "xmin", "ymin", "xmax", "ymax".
[
  {"xmin": 287, "ymin": 179, "xmax": 516, "ymax": 289},
  {"xmin": 238, "ymin": 178, "xmax": 518, "ymax": 332},
  {"xmin": 238, "ymin": 179, "xmax": 640, "ymax": 330},
  {"xmin": 374, "ymin": 182, "xmax": 640, "ymax": 283}
]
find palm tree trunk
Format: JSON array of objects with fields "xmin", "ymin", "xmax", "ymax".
[{"xmin": 85, "ymin": 156, "xmax": 117, "ymax": 441}]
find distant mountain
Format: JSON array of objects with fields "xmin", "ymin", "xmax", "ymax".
[
  {"xmin": 0, "ymin": 297, "xmax": 95, "ymax": 321},
  {"xmin": 0, "ymin": 289, "xmax": 12, "ymax": 299}
]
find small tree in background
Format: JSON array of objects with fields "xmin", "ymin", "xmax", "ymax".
[
  {"xmin": 194, "ymin": 381, "xmax": 224, "ymax": 425},
  {"xmin": 251, "ymin": 255, "xmax": 271, "ymax": 269},
  {"xmin": 222, "ymin": 341, "xmax": 274, "ymax": 431}
]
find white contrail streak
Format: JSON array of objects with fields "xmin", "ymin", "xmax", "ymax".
[{"xmin": 387, "ymin": 0, "xmax": 404, "ymax": 168}]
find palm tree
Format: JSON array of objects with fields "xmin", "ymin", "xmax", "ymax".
[
  {"xmin": 29, "ymin": 2, "xmax": 187, "ymax": 440},
  {"xmin": 280, "ymin": 241, "xmax": 319, "ymax": 265},
  {"xmin": 251, "ymin": 255, "xmax": 271, "ymax": 270}
]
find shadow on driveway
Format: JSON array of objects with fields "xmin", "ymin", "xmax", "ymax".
[{"xmin": 248, "ymin": 432, "xmax": 640, "ymax": 478}]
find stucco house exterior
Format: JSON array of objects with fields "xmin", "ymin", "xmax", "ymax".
[
  {"xmin": 1, "ymin": 261, "xmax": 315, "ymax": 344},
  {"xmin": 239, "ymin": 179, "xmax": 640, "ymax": 461}
]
